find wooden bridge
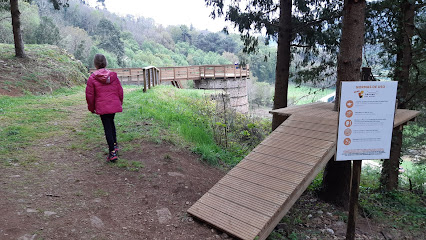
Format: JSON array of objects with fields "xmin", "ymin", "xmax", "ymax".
[
  {"xmin": 187, "ymin": 102, "xmax": 420, "ymax": 240},
  {"xmin": 90, "ymin": 64, "xmax": 249, "ymax": 90}
]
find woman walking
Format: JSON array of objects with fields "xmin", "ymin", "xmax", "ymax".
[{"xmin": 86, "ymin": 54, "xmax": 124, "ymax": 162}]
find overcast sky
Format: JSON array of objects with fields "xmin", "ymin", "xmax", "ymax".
[{"xmin": 89, "ymin": 0, "xmax": 230, "ymax": 32}]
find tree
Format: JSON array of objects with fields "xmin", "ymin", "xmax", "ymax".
[
  {"xmin": 205, "ymin": 0, "xmax": 342, "ymax": 130},
  {"xmin": 6, "ymin": 0, "xmax": 104, "ymax": 58},
  {"xmin": 35, "ymin": 16, "xmax": 60, "ymax": 44},
  {"xmin": 366, "ymin": 0, "xmax": 425, "ymax": 191},
  {"xmin": 272, "ymin": 0, "xmax": 292, "ymax": 129},
  {"xmin": 96, "ymin": 18, "xmax": 125, "ymax": 66},
  {"xmin": 248, "ymin": 42, "xmax": 277, "ymax": 84},
  {"xmin": 59, "ymin": 25, "xmax": 93, "ymax": 61},
  {"xmin": 10, "ymin": 0, "xmax": 25, "ymax": 57},
  {"xmin": 321, "ymin": 0, "xmax": 366, "ymax": 209},
  {"xmin": 380, "ymin": 0, "xmax": 415, "ymax": 191},
  {"xmin": 205, "ymin": 0, "xmax": 291, "ymax": 130}
]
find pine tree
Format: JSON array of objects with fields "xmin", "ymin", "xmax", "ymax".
[
  {"xmin": 204, "ymin": 0, "xmax": 343, "ymax": 130},
  {"xmin": 367, "ymin": 0, "xmax": 425, "ymax": 191},
  {"xmin": 321, "ymin": 0, "xmax": 366, "ymax": 209},
  {"xmin": 96, "ymin": 18, "xmax": 125, "ymax": 67}
]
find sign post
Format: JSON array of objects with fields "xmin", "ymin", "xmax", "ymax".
[{"xmin": 336, "ymin": 80, "xmax": 398, "ymax": 239}]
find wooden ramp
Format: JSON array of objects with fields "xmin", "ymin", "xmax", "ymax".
[{"xmin": 187, "ymin": 103, "xmax": 419, "ymax": 240}]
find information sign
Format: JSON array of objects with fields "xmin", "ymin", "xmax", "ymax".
[{"xmin": 336, "ymin": 81, "xmax": 398, "ymax": 161}]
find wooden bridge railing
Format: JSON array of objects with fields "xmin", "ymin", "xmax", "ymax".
[
  {"xmin": 89, "ymin": 66, "xmax": 160, "ymax": 92},
  {"xmin": 159, "ymin": 64, "xmax": 250, "ymax": 81},
  {"xmin": 89, "ymin": 64, "xmax": 249, "ymax": 91}
]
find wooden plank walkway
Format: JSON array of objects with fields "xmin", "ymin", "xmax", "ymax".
[{"xmin": 187, "ymin": 102, "xmax": 420, "ymax": 240}]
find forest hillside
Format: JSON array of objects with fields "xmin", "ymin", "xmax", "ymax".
[
  {"xmin": 0, "ymin": 44, "xmax": 87, "ymax": 96},
  {"xmin": 0, "ymin": 0, "xmax": 278, "ymax": 85}
]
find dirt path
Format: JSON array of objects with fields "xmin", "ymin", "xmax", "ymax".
[{"xmin": 0, "ymin": 92, "xmax": 226, "ymax": 240}]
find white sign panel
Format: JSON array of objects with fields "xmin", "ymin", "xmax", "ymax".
[{"xmin": 336, "ymin": 81, "xmax": 398, "ymax": 161}]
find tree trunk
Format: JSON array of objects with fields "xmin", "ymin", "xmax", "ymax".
[
  {"xmin": 380, "ymin": 0, "xmax": 414, "ymax": 191},
  {"xmin": 380, "ymin": 128, "xmax": 403, "ymax": 190},
  {"xmin": 319, "ymin": 157, "xmax": 352, "ymax": 208},
  {"xmin": 271, "ymin": 0, "xmax": 291, "ymax": 131},
  {"xmin": 321, "ymin": 0, "xmax": 366, "ymax": 209},
  {"xmin": 333, "ymin": 0, "xmax": 366, "ymax": 111},
  {"xmin": 10, "ymin": 0, "xmax": 26, "ymax": 58}
]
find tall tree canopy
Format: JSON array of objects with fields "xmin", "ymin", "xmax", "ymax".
[
  {"xmin": 3, "ymin": 0, "xmax": 98, "ymax": 58},
  {"xmin": 96, "ymin": 18, "xmax": 125, "ymax": 66},
  {"xmin": 205, "ymin": 0, "xmax": 343, "ymax": 129},
  {"xmin": 366, "ymin": 0, "xmax": 426, "ymax": 191}
]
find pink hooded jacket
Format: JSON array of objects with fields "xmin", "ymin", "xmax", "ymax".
[{"xmin": 85, "ymin": 69, "xmax": 124, "ymax": 115}]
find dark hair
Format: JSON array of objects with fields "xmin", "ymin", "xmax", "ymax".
[{"xmin": 94, "ymin": 54, "xmax": 107, "ymax": 69}]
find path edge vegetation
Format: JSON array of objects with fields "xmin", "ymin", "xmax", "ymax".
[
  {"xmin": 0, "ymin": 35, "xmax": 424, "ymax": 238},
  {"xmin": 1, "ymin": 83, "xmax": 424, "ymax": 239}
]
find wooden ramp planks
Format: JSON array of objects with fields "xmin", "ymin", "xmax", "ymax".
[
  {"xmin": 188, "ymin": 102, "xmax": 420, "ymax": 240},
  {"xmin": 188, "ymin": 114, "xmax": 336, "ymax": 240}
]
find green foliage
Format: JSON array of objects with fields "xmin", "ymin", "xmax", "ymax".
[
  {"xmin": 114, "ymin": 159, "xmax": 144, "ymax": 172},
  {"xmin": 0, "ymin": 89, "xmax": 84, "ymax": 164},
  {"xmin": 366, "ymin": 1, "xmax": 425, "ymax": 108},
  {"xmin": 35, "ymin": 16, "xmax": 60, "ymax": 45},
  {"xmin": 248, "ymin": 78, "xmax": 335, "ymax": 108},
  {"xmin": 360, "ymin": 163, "xmax": 382, "ymax": 190},
  {"xmin": 87, "ymin": 45, "xmax": 119, "ymax": 68},
  {"xmin": 111, "ymin": 86, "xmax": 243, "ymax": 166},
  {"xmin": 0, "ymin": 43, "xmax": 88, "ymax": 94},
  {"xmin": 359, "ymin": 190, "xmax": 426, "ymax": 232},
  {"xmin": 0, "ymin": 0, "xmax": 40, "ymax": 44},
  {"xmin": 167, "ymin": 24, "xmax": 197, "ymax": 45},
  {"xmin": 288, "ymin": 85, "xmax": 335, "ymax": 105},
  {"xmin": 95, "ymin": 18, "xmax": 125, "ymax": 66},
  {"xmin": 356, "ymin": 163, "xmax": 426, "ymax": 233},
  {"xmin": 248, "ymin": 79, "xmax": 274, "ymax": 107},
  {"xmin": 207, "ymin": 95, "xmax": 271, "ymax": 166},
  {"xmin": 402, "ymin": 116, "xmax": 426, "ymax": 163},
  {"xmin": 205, "ymin": 0, "xmax": 343, "ymax": 85},
  {"xmin": 1, "ymin": 0, "xmax": 275, "ymax": 82},
  {"xmin": 248, "ymin": 42, "xmax": 277, "ymax": 83},
  {"xmin": 306, "ymin": 162, "xmax": 425, "ymax": 236},
  {"xmin": 307, "ymin": 170, "xmax": 324, "ymax": 191},
  {"xmin": 59, "ymin": 26, "xmax": 93, "ymax": 62},
  {"xmin": 401, "ymin": 163, "xmax": 426, "ymax": 195},
  {"xmin": 195, "ymin": 32, "xmax": 238, "ymax": 54}
]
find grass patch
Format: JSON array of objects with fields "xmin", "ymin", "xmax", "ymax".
[
  {"xmin": 3, "ymin": 84, "xmax": 266, "ymax": 168},
  {"xmin": 0, "ymin": 43, "xmax": 88, "ymax": 95},
  {"xmin": 115, "ymin": 86, "xmax": 246, "ymax": 166},
  {"xmin": 114, "ymin": 158, "xmax": 144, "ymax": 172},
  {"xmin": 0, "ymin": 90, "xmax": 85, "ymax": 164},
  {"xmin": 359, "ymin": 190, "xmax": 426, "ymax": 232},
  {"xmin": 359, "ymin": 165, "xmax": 425, "ymax": 233},
  {"xmin": 288, "ymin": 84, "xmax": 335, "ymax": 105}
]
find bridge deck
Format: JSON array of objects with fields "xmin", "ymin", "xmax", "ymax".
[{"xmin": 188, "ymin": 102, "xmax": 419, "ymax": 240}]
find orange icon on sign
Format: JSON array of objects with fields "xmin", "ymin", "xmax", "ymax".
[
  {"xmin": 345, "ymin": 110, "xmax": 353, "ymax": 118},
  {"xmin": 344, "ymin": 119, "xmax": 352, "ymax": 127},
  {"xmin": 344, "ymin": 128, "xmax": 352, "ymax": 136},
  {"xmin": 344, "ymin": 138, "xmax": 351, "ymax": 145},
  {"xmin": 346, "ymin": 100, "xmax": 354, "ymax": 108}
]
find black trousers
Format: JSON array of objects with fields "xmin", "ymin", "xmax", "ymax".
[{"xmin": 100, "ymin": 114, "xmax": 117, "ymax": 152}]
